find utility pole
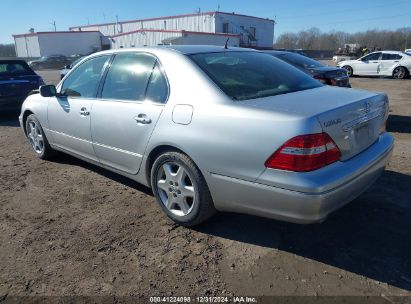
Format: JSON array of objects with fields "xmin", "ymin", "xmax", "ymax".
[
  {"xmin": 50, "ymin": 21, "xmax": 56, "ymax": 32},
  {"xmin": 273, "ymin": 16, "xmax": 277, "ymax": 46}
]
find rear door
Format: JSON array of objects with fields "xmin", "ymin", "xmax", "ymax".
[
  {"xmin": 91, "ymin": 52, "xmax": 168, "ymax": 174},
  {"xmin": 355, "ymin": 52, "xmax": 381, "ymax": 75},
  {"xmin": 48, "ymin": 55, "xmax": 110, "ymax": 160},
  {"xmin": 379, "ymin": 53, "xmax": 402, "ymax": 75}
]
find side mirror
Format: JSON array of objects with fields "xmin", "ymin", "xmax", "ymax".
[{"xmin": 39, "ymin": 85, "xmax": 57, "ymax": 97}]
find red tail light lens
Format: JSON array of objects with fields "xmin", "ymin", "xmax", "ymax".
[
  {"xmin": 265, "ymin": 133, "xmax": 341, "ymax": 172},
  {"xmin": 313, "ymin": 75, "xmax": 328, "ymax": 84}
]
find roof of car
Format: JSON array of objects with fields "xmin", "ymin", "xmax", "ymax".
[
  {"xmin": 371, "ymin": 50, "xmax": 405, "ymax": 54},
  {"xmin": 162, "ymin": 45, "xmax": 257, "ymax": 54},
  {"xmin": 93, "ymin": 45, "xmax": 260, "ymax": 57},
  {"xmin": 263, "ymin": 50, "xmax": 293, "ymax": 55},
  {"xmin": 0, "ymin": 59, "xmax": 28, "ymax": 64}
]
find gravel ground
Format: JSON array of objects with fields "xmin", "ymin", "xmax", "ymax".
[{"xmin": 0, "ymin": 69, "xmax": 410, "ymax": 300}]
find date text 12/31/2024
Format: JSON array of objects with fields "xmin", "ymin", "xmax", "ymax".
[{"xmin": 149, "ymin": 296, "xmax": 257, "ymax": 303}]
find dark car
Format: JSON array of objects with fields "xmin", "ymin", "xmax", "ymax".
[
  {"xmin": 59, "ymin": 56, "xmax": 84, "ymax": 79},
  {"xmin": 28, "ymin": 55, "xmax": 71, "ymax": 70},
  {"xmin": 0, "ymin": 60, "xmax": 44, "ymax": 112},
  {"xmin": 265, "ymin": 51, "xmax": 351, "ymax": 87}
]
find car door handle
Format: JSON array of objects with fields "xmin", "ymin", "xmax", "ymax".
[
  {"xmin": 79, "ymin": 107, "xmax": 90, "ymax": 116},
  {"xmin": 134, "ymin": 114, "xmax": 151, "ymax": 124}
]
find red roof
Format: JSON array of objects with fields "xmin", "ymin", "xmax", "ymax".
[
  {"xmin": 69, "ymin": 11, "xmax": 273, "ymax": 30},
  {"xmin": 110, "ymin": 29, "xmax": 240, "ymax": 38},
  {"xmin": 13, "ymin": 31, "xmax": 101, "ymax": 38}
]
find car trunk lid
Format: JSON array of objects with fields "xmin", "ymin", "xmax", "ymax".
[{"xmin": 238, "ymin": 86, "xmax": 388, "ymax": 160}]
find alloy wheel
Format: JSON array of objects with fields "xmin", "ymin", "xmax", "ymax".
[
  {"xmin": 156, "ymin": 162, "xmax": 196, "ymax": 217},
  {"xmin": 27, "ymin": 120, "xmax": 44, "ymax": 154},
  {"xmin": 393, "ymin": 67, "xmax": 406, "ymax": 79}
]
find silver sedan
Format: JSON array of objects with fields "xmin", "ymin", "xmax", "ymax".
[{"xmin": 19, "ymin": 46, "xmax": 394, "ymax": 226}]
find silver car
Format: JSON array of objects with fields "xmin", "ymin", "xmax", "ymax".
[{"xmin": 19, "ymin": 46, "xmax": 394, "ymax": 226}]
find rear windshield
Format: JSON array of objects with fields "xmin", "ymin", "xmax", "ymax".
[
  {"xmin": 277, "ymin": 53, "xmax": 323, "ymax": 69},
  {"xmin": 0, "ymin": 61, "xmax": 35, "ymax": 75},
  {"xmin": 189, "ymin": 52, "xmax": 322, "ymax": 101}
]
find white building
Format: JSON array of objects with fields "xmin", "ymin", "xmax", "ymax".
[
  {"xmin": 110, "ymin": 29, "xmax": 240, "ymax": 49},
  {"xmin": 13, "ymin": 31, "xmax": 109, "ymax": 58},
  {"xmin": 70, "ymin": 11, "xmax": 274, "ymax": 49}
]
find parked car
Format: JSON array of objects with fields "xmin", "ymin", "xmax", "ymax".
[
  {"xmin": 19, "ymin": 46, "xmax": 393, "ymax": 226},
  {"xmin": 59, "ymin": 57, "xmax": 85, "ymax": 80},
  {"xmin": 0, "ymin": 60, "xmax": 44, "ymax": 112},
  {"xmin": 266, "ymin": 50, "xmax": 351, "ymax": 87},
  {"xmin": 338, "ymin": 51, "xmax": 411, "ymax": 79},
  {"xmin": 28, "ymin": 55, "xmax": 71, "ymax": 70},
  {"xmin": 405, "ymin": 49, "xmax": 411, "ymax": 53}
]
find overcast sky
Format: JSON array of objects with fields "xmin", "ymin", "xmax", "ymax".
[{"xmin": 1, "ymin": 0, "xmax": 411, "ymax": 44}]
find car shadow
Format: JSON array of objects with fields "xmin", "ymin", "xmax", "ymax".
[
  {"xmin": 196, "ymin": 170, "xmax": 411, "ymax": 291},
  {"xmin": 0, "ymin": 113, "xmax": 20, "ymax": 127},
  {"xmin": 51, "ymin": 153, "xmax": 153, "ymax": 196},
  {"xmin": 387, "ymin": 115, "xmax": 411, "ymax": 133}
]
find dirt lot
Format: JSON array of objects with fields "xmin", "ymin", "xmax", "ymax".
[{"xmin": 0, "ymin": 69, "xmax": 411, "ymax": 301}]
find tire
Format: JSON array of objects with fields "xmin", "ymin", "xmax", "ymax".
[
  {"xmin": 343, "ymin": 65, "xmax": 353, "ymax": 77},
  {"xmin": 25, "ymin": 114, "xmax": 54, "ymax": 160},
  {"xmin": 151, "ymin": 151, "xmax": 216, "ymax": 226},
  {"xmin": 392, "ymin": 66, "xmax": 408, "ymax": 79}
]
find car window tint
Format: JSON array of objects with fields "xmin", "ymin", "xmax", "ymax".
[
  {"xmin": 0, "ymin": 62, "xmax": 34, "ymax": 75},
  {"xmin": 146, "ymin": 63, "xmax": 168, "ymax": 103},
  {"xmin": 382, "ymin": 53, "xmax": 402, "ymax": 60},
  {"xmin": 60, "ymin": 55, "xmax": 109, "ymax": 98},
  {"xmin": 362, "ymin": 53, "xmax": 381, "ymax": 61},
  {"xmin": 190, "ymin": 52, "xmax": 322, "ymax": 101},
  {"xmin": 278, "ymin": 53, "xmax": 323, "ymax": 69},
  {"xmin": 101, "ymin": 53, "xmax": 156, "ymax": 101}
]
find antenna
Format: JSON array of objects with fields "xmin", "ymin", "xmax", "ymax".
[{"xmin": 224, "ymin": 38, "xmax": 229, "ymax": 49}]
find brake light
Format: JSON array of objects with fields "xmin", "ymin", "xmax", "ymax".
[
  {"xmin": 265, "ymin": 133, "xmax": 341, "ymax": 172},
  {"xmin": 314, "ymin": 75, "xmax": 328, "ymax": 84}
]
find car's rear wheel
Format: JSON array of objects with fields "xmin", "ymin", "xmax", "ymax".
[
  {"xmin": 392, "ymin": 66, "xmax": 408, "ymax": 79},
  {"xmin": 342, "ymin": 65, "xmax": 353, "ymax": 77},
  {"xmin": 151, "ymin": 151, "xmax": 216, "ymax": 226},
  {"xmin": 25, "ymin": 114, "xmax": 54, "ymax": 160}
]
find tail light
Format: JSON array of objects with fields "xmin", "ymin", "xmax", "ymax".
[
  {"xmin": 265, "ymin": 133, "xmax": 341, "ymax": 172},
  {"xmin": 313, "ymin": 75, "xmax": 328, "ymax": 84}
]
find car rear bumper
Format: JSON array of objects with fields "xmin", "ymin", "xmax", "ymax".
[{"xmin": 207, "ymin": 132, "xmax": 394, "ymax": 224}]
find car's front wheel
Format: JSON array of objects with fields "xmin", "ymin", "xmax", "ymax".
[
  {"xmin": 25, "ymin": 114, "xmax": 54, "ymax": 160},
  {"xmin": 151, "ymin": 151, "xmax": 216, "ymax": 226},
  {"xmin": 342, "ymin": 65, "xmax": 353, "ymax": 77},
  {"xmin": 392, "ymin": 66, "xmax": 408, "ymax": 79}
]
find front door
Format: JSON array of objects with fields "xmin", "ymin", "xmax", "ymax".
[
  {"xmin": 48, "ymin": 55, "xmax": 110, "ymax": 161},
  {"xmin": 91, "ymin": 53, "xmax": 169, "ymax": 174}
]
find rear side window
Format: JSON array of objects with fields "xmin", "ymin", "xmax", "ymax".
[
  {"xmin": 190, "ymin": 52, "xmax": 322, "ymax": 101},
  {"xmin": 382, "ymin": 53, "xmax": 402, "ymax": 60},
  {"xmin": 101, "ymin": 53, "xmax": 156, "ymax": 101},
  {"xmin": 146, "ymin": 63, "xmax": 168, "ymax": 103},
  {"xmin": 61, "ymin": 55, "xmax": 109, "ymax": 97},
  {"xmin": 0, "ymin": 62, "xmax": 34, "ymax": 75}
]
